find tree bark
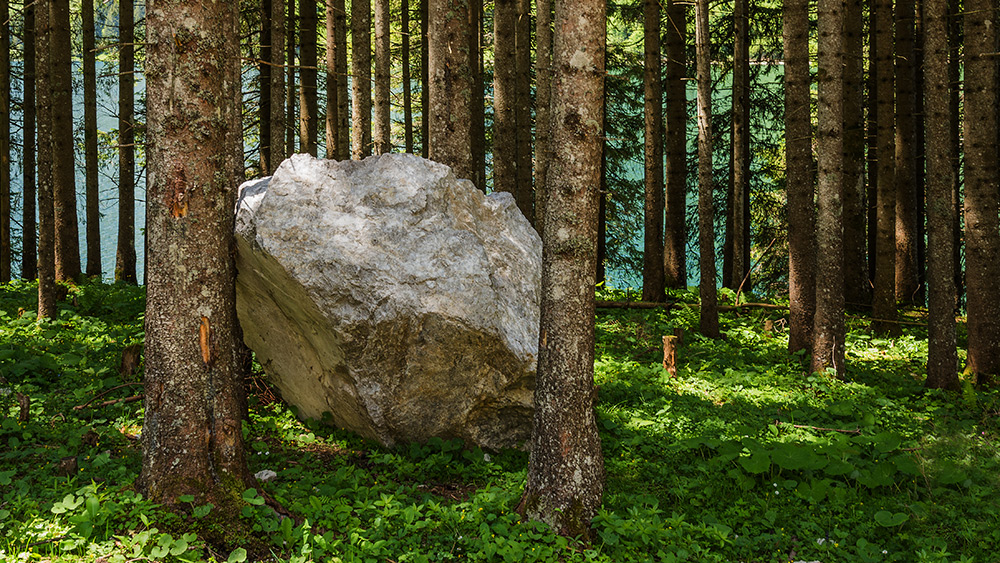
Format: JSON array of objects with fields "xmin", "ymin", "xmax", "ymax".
[
  {"xmin": 493, "ymin": 0, "xmax": 516, "ymax": 196},
  {"xmin": 373, "ymin": 0, "xmax": 390, "ymax": 154},
  {"xmin": 83, "ymin": 0, "xmax": 101, "ymax": 277},
  {"xmin": 298, "ymin": 0, "xmax": 317, "ymax": 155},
  {"xmin": 663, "ymin": 0, "xmax": 687, "ymax": 289},
  {"xmin": 533, "ymin": 0, "xmax": 552, "ymax": 235},
  {"xmin": 695, "ymin": 0, "xmax": 718, "ymax": 338},
  {"xmin": 22, "ymin": 0, "xmax": 37, "ymax": 282},
  {"xmin": 872, "ymin": 0, "xmax": 897, "ymax": 334},
  {"xmin": 641, "ymin": 0, "xmax": 665, "ymax": 302},
  {"xmin": 402, "ymin": 0, "xmax": 413, "ymax": 153},
  {"xmin": 962, "ymin": 0, "xmax": 1000, "ymax": 384},
  {"xmin": 866, "ymin": 0, "xmax": 877, "ymax": 288},
  {"xmin": 725, "ymin": 0, "xmax": 750, "ymax": 292},
  {"xmin": 260, "ymin": 0, "xmax": 272, "ymax": 173},
  {"xmin": 895, "ymin": 0, "xmax": 919, "ymax": 305},
  {"xmin": 140, "ymin": 0, "xmax": 256, "ymax": 505},
  {"xmin": 470, "ymin": 0, "xmax": 485, "ymax": 190},
  {"xmin": 35, "ymin": 0, "xmax": 55, "ymax": 316},
  {"xmin": 351, "ymin": 0, "xmax": 372, "ymax": 159},
  {"xmin": 811, "ymin": 0, "xmax": 846, "ymax": 377},
  {"xmin": 286, "ymin": 0, "xmax": 297, "ymax": 154},
  {"xmin": 50, "ymin": 0, "xmax": 80, "ymax": 282},
  {"xmin": 842, "ymin": 0, "xmax": 867, "ymax": 305},
  {"xmin": 948, "ymin": 0, "xmax": 961, "ymax": 309},
  {"xmin": 271, "ymin": 0, "xmax": 287, "ymax": 165},
  {"xmin": 116, "ymin": 0, "xmax": 137, "ymax": 284},
  {"xmin": 520, "ymin": 0, "xmax": 605, "ymax": 538},
  {"xmin": 420, "ymin": 0, "xmax": 429, "ymax": 158},
  {"xmin": 0, "ymin": 0, "xmax": 9, "ymax": 282},
  {"xmin": 923, "ymin": 0, "xmax": 958, "ymax": 390},
  {"xmin": 514, "ymin": 0, "xmax": 532, "ymax": 221},
  {"xmin": 428, "ymin": 0, "xmax": 472, "ymax": 180}
]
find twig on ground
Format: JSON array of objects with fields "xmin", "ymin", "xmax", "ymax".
[
  {"xmin": 774, "ymin": 420, "xmax": 861, "ymax": 434},
  {"xmin": 73, "ymin": 383, "xmax": 144, "ymax": 411}
]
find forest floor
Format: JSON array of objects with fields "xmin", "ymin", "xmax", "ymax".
[{"xmin": 0, "ymin": 281, "xmax": 997, "ymax": 563}]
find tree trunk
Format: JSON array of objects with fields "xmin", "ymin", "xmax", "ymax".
[
  {"xmin": 663, "ymin": 0, "xmax": 687, "ymax": 289},
  {"xmin": 695, "ymin": 0, "xmax": 718, "ymax": 338},
  {"xmin": 260, "ymin": 0, "xmax": 272, "ymax": 173},
  {"xmin": 923, "ymin": 0, "xmax": 959, "ymax": 390},
  {"xmin": 22, "ymin": 0, "xmax": 38, "ymax": 281},
  {"xmin": 0, "ymin": 0, "xmax": 9, "ymax": 282},
  {"xmin": 428, "ymin": 0, "xmax": 472, "ymax": 180},
  {"xmin": 895, "ymin": 0, "xmax": 919, "ymax": 305},
  {"xmin": 533, "ymin": 0, "xmax": 552, "ymax": 235},
  {"xmin": 520, "ymin": 0, "xmax": 605, "ymax": 538},
  {"xmin": 271, "ymin": 0, "xmax": 287, "ymax": 165},
  {"xmin": 948, "ymin": 0, "xmax": 961, "ymax": 309},
  {"xmin": 373, "ymin": 0, "xmax": 390, "ymax": 154},
  {"xmin": 351, "ymin": 0, "xmax": 372, "ymax": 159},
  {"xmin": 641, "ymin": 0, "xmax": 665, "ymax": 302},
  {"xmin": 872, "ymin": 0, "xmax": 897, "ymax": 334},
  {"xmin": 725, "ymin": 0, "xmax": 749, "ymax": 292},
  {"xmin": 402, "ymin": 0, "xmax": 413, "ymax": 153},
  {"xmin": 785, "ymin": 0, "xmax": 814, "ymax": 354},
  {"xmin": 35, "ymin": 0, "xmax": 55, "ymax": 317},
  {"xmin": 493, "ymin": 0, "xmax": 516, "ymax": 195},
  {"xmin": 299, "ymin": 0, "xmax": 317, "ymax": 155},
  {"xmin": 286, "ymin": 0, "xmax": 297, "ymax": 154},
  {"xmin": 140, "ymin": 0, "xmax": 256, "ymax": 506},
  {"xmin": 470, "ymin": 0, "xmax": 485, "ymax": 190},
  {"xmin": 50, "ymin": 0, "xmax": 80, "ymax": 282},
  {"xmin": 913, "ymin": 0, "xmax": 926, "ymax": 304},
  {"xmin": 420, "ymin": 0, "xmax": 429, "ymax": 157},
  {"xmin": 963, "ymin": 0, "xmax": 1000, "ymax": 384},
  {"xmin": 811, "ymin": 0, "xmax": 846, "ymax": 377},
  {"xmin": 866, "ymin": 0, "xmax": 877, "ymax": 288},
  {"xmin": 514, "ymin": 0, "xmax": 532, "ymax": 221},
  {"xmin": 116, "ymin": 0, "xmax": 137, "ymax": 284},
  {"xmin": 334, "ymin": 0, "xmax": 349, "ymax": 159},
  {"xmin": 83, "ymin": 0, "xmax": 101, "ymax": 277},
  {"xmin": 842, "ymin": 0, "xmax": 867, "ymax": 305}
]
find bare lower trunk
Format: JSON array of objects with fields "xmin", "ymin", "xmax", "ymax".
[
  {"xmin": 299, "ymin": 0, "xmax": 318, "ymax": 155},
  {"xmin": 373, "ymin": 0, "xmax": 390, "ymax": 154},
  {"xmin": 470, "ymin": 0, "xmax": 485, "ymax": 189},
  {"xmin": 420, "ymin": 0, "xmax": 429, "ymax": 158},
  {"xmin": 35, "ymin": 0, "xmax": 55, "ymax": 316},
  {"xmin": 50, "ymin": 0, "xmax": 80, "ymax": 282},
  {"xmin": 842, "ymin": 0, "xmax": 867, "ymax": 305},
  {"xmin": 663, "ymin": 0, "xmax": 687, "ymax": 289},
  {"xmin": 402, "ymin": 0, "xmax": 413, "ymax": 153},
  {"xmin": 695, "ymin": 0, "xmax": 718, "ymax": 338},
  {"xmin": 895, "ymin": 0, "xmax": 919, "ymax": 304},
  {"xmin": 428, "ymin": 0, "xmax": 472, "ymax": 180},
  {"xmin": 872, "ymin": 0, "xmax": 897, "ymax": 334},
  {"xmin": 533, "ymin": 0, "xmax": 552, "ymax": 235},
  {"xmin": 271, "ymin": 0, "xmax": 287, "ymax": 165},
  {"xmin": 514, "ymin": 0, "xmax": 532, "ymax": 222},
  {"xmin": 351, "ymin": 0, "xmax": 372, "ymax": 159},
  {"xmin": 641, "ymin": 0, "xmax": 665, "ymax": 302},
  {"xmin": 726, "ymin": 0, "xmax": 749, "ymax": 292},
  {"xmin": 493, "ymin": 0, "xmax": 516, "ymax": 195},
  {"xmin": 0, "ymin": 0, "xmax": 9, "ymax": 282},
  {"xmin": 22, "ymin": 2, "xmax": 37, "ymax": 281},
  {"xmin": 260, "ymin": 0, "xmax": 272, "ymax": 172},
  {"xmin": 117, "ymin": 0, "xmax": 137, "ymax": 284},
  {"xmin": 83, "ymin": 0, "xmax": 101, "ymax": 277}
]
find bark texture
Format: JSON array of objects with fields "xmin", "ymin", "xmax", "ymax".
[
  {"xmin": 0, "ymin": 0, "xmax": 8, "ymax": 282},
  {"xmin": 895, "ymin": 0, "xmax": 919, "ymax": 304},
  {"xmin": 402, "ymin": 0, "xmax": 413, "ymax": 153},
  {"xmin": 50, "ymin": 0, "xmax": 80, "ymax": 282},
  {"xmin": 140, "ymin": 0, "xmax": 256, "ymax": 504},
  {"xmin": 299, "ymin": 0, "xmax": 318, "ymax": 155},
  {"xmin": 663, "ymin": 0, "xmax": 687, "ymax": 289},
  {"xmin": 260, "ymin": 0, "xmax": 272, "ymax": 173},
  {"xmin": 373, "ymin": 0, "xmax": 390, "ymax": 154},
  {"xmin": 428, "ymin": 0, "xmax": 472, "ymax": 180},
  {"xmin": 117, "ymin": 0, "xmax": 137, "ymax": 284},
  {"xmin": 514, "ymin": 0, "xmax": 532, "ymax": 222},
  {"xmin": 83, "ymin": 0, "xmax": 101, "ymax": 277},
  {"xmin": 35, "ymin": 0, "xmax": 55, "ymax": 317},
  {"xmin": 533, "ymin": 0, "xmax": 552, "ymax": 235},
  {"xmin": 351, "ymin": 0, "xmax": 372, "ymax": 159},
  {"xmin": 725, "ymin": 0, "xmax": 750, "ymax": 292},
  {"xmin": 641, "ymin": 0, "xmax": 665, "ymax": 302},
  {"xmin": 271, "ymin": 0, "xmax": 287, "ymax": 165},
  {"xmin": 420, "ymin": 0, "xmax": 429, "ymax": 157},
  {"xmin": 22, "ymin": 1, "xmax": 37, "ymax": 281},
  {"xmin": 811, "ymin": 0, "xmax": 846, "ymax": 377},
  {"xmin": 520, "ymin": 0, "xmax": 605, "ymax": 538},
  {"xmin": 493, "ymin": 0, "xmax": 517, "ymax": 196},
  {"xmin": 470, "ymin": 0, "xmax": 485, "ymax": 190},
  {"xmin": 872, "ymin": 0, "xmax": 897, "ymax": 334},
  {"xmin": 695, "ymin": 0, "xmax": 718, "ymax": 338},
  {"xmin": 842, "ymin": 0, "xmax": 867, "ymax": 305},
  {"xmin": 333, "ymin": 0, "xmax": 349, "ymax": 158}
]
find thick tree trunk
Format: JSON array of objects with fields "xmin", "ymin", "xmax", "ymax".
[
  {"xmin": 872, "ymin": 0, "xmax": 897, "ymax": 334},
  {"xmin": 373, "ymin": 0, "xmax": 390, "ymax": 154},
  {"xmin": 116, "ymin": 0, "xmax": 137, "ymax": 284},
  {"xmin": 923, "ymin": 0, "xmax": 959, "ymax": 390},
  {"xmin": 842, "ymin": 0, "xmax": 867, "ymax": 305},
  {"xmin": 493, "ymin": 0, "xmax": 516, "ymax": 196},
  {"xmin": 895, "ymin": 0, "xmax": 919, "ymax": 305},
  {"xmin": 963, "ymin": 0, "xmax": 1000, "ymax": 384},
  {"xmin": 948, "ymin": 0, "xmax": 962, "ymax": 308},
  {"xmin": 533, "ymin": 0, "xmax": 552, "ymax": 235},
  {"xmin": 695, "ymin": 0, "xmax": 718, "ymax": 338},
  {"xmin": 35, "ymin": 0, "xmax": 55, "ymax": 316},
  {"xmin": 402, "ymin": 0, "xmax": 413, "ymax": 153},
  {"xmin": 520, "ymin": 0, "xmax": 605, "ymax": 538},
  {"xmin": 428, "ymin": 0, "xmax": 472, "ymax": 180},
  {"xmin": 470, "ymin": 0, "xmax": 486, "ymax": 189},
  {"xmin": 866, "ymin": 0, "xmax": 878, "ymax": 288},
  {"xmin": 83, "ymin": 0, "xmax": 101, "ymax": 277},
  {"xmin": 663, "ymin": 0, "xmax": 687, "ymax": 289},
  {"xmin": 299, "ymin": 0, "xmax": 317, "ymax": 155},
  {"xmin": 271, "ymin": 0, "xmax": 287, "ymax": 165},
  {"xmin": 514, "ymin": 0, "xmax": 532, "ymax": 221},
  {"xmin": 725, "ymin": 0, "xmax": 749, "ymax": 292},
  {"xmin": 0, "ymin": 0, "xmax": 9, "ymax": 282},
  {"xmin": 140, "ymin": 0, "xmax": 256, "ymax": 505},
  {"xmin": 420, "ymin": 0, "xmax": 429, "ymax": 158},
  {"xmin": 50, "ymin": 0, "xmax": 80, "ymax": 282},
  {"xmin": 351, "ymin": 0, "xmax": 372, "ymax": 159},
  {"xmin": 286, "ymin": 0, "xmax": 296, "ymax": 155},
  {"xmin": 641, "ymin": 0, "xmax": 665, "ymax": 302},
  {"xmin": 812, "ymin": 0, "xmax": 846, "ymax": 377},
  {"xmin": 334, "ymin": 0, "xmax": 349, "ymax": 158},
  {"xmin": 22, "ymin": 1, "xmax": 37, "ymax": 282},
  {"xmin": 260, "ymin": 0, "xmax": 272, "ymax": 173}
]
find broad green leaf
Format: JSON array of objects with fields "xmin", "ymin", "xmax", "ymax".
[
  {"xmin": 227, "ymin": 547, "xmax": 248, "ymax": 563},
  {"xmin": 874, "ymin": 510, "xmax": 909, "ymax": 527}
]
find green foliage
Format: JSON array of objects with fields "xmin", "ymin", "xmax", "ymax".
[{"xmin": 1, "ymin": 281, "xmax": 998, "ymax": 562}]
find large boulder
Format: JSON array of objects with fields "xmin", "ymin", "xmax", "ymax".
[{"xmin": 235, "ymin": 153, "xmax": 540, "ymax": 450}]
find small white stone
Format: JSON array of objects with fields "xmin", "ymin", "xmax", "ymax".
[{"xmin": 255, "ymin": 469, "xmax": 278, "ymax": 482}]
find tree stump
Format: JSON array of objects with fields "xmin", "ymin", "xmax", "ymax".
[{"xmin": 662, "ymin": 335, "xmax": 679, "ymax": 377}]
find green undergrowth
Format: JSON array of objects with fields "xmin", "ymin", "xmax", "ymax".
[{"xmin": 1, "ymin": 281, "xmax": 998, "ymax": 562}]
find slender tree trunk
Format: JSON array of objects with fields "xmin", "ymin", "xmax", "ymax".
[
  {"xmin": 866, "ymin": 0, "xmax": 878, "ymax": 288},
  {"xmin": 334, "ymin": 0, "xmax": 349, "ymax": 158},
  {"xmin": 533, "ymin": 0, "xmax": 552, "ymax": 235},
  {"xmin": 35, "ymin": 0, "xmax": 55, "ymax": 316},
  {"xmin": 642, "ymin": 0, "xmax": 665, "ymax": 302},
  {"xmin": 351, "ymin": 0, "xmax": 372, "ymax": 159},
  {"xmin": 22, "ymin": 1, "xmax": 37, "ymax": 281},
  {"xmin": 402, "ymin": 0, "xmax": 413, "ymax": 153},
  {"xmin": 872, "ymin": 0, "xmax": 897, "ymax": 334},
  {"xmin": 913, "ymin": 0, "xmax": 926, "ymax": 304},
  {"xmin": 299, "ymin": 0, "xmax": 318, "ymax": 155},
  {"xmin": 428, "ymin": 0, "xmax": 472, "ymax": 179},
  {"xmin": 493, "ymin": 0, "xmax": 516, "ymax": 195},
  {"xmin": 373, "ymin": 0, "xmax": 390, "ymax": 154},
  {"xmin": 664, "ymin": 0, "xmax": 687, "ymax": 289},
  {"xmin": 923, "ymin": 0, "xmax": 958, "ymax": 390},
  {"xmin": 725, "ymin": 0, "xmax": 749, "ymax": 292},
  {"xmin": 514, "ymin": 0, "xmax": 532, "ymax": 221},
  {"xmin": 83, "ymin": 0, "xmax": 101, "ymax": 277},
  {"xmin": 420, "ymin": 0, "xmax": 429, "ymax": 157},
  {"xmin": 520, "ymin": 0, "xmax": 605, "ymax": 538},
  {"xmin": 963, "ymin": 0, "xmax": 1000, "ymax": 384},
  {"xmin": 271, "ymin": 0, "xmax": 287, "ymax": 165},
  {"xmin": 0, "ymin": 0, "xmax": 9, "ymax": 282},
  {"xmin": 50, "ymin": 0, "xmax": 80, "ymax": 282},
  {"xmin": 116, "ymin": 0, "xmax": 137, "ymax": 284},
  {"xmin": 842, "ymin": 0, "xmax": 867, "ymax": 305},
  {"xmin": 695, "ymin": 0, "xmax": 718, "ymax": 338},
  {"xmin": 286, "ymin": 0, "xmax": 297, "ymax": 155},
  {"xmin": 895, "ymin": 0, "xmax": 919, "ymax": 305},
  {"xmin": 260, "ymin": 0, "xmax": 273, "ymax": 173},
  {"xmin": 948, "ymin": 0, "xmax": 961, "ymax": 308},
  {"xmin": 470, "ymin": 0, "xmax": 485, "ymax": 190},
  {"xmin": 812, "ymin": 0, "xmax": 846, "ymax": 377},
  {"xmin": 785, "ymin": 0, "xmax": 814, "ymax": 354}
]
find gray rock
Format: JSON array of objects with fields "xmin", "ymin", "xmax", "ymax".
[{"xmin": 235, "ymin": 154, "xmax": 540, "ymax": 450}]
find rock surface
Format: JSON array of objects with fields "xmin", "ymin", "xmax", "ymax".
[{"xmin": 235, "ymin": 154, "xmax": 540, "ymax": 450}]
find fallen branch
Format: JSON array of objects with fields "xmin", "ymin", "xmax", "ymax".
[
  {"xmin": 596, "ymin": 300, "xmax": 674, "ymax": 310},
  {"xmin": 774, "ymin": 420, "xmax": 861, "ymax": 434},
  {"xmin": 78, "ymin": 395, "xmax": 144, "ymax": 410},
  {"xmin": 73, "ymin": 383, "xmax": 144, "ymax": 411}
]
